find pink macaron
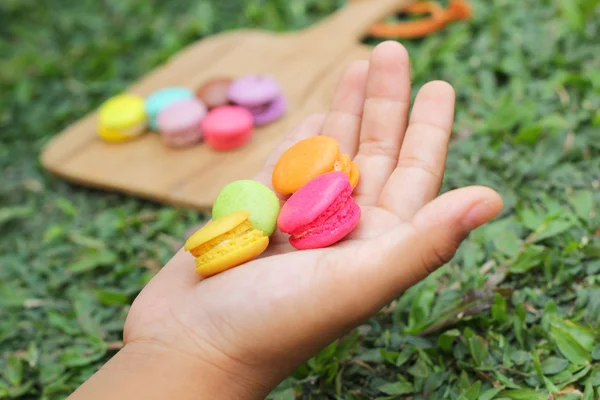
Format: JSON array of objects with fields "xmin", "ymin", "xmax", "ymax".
[
  {"xmin": 157, "ymin": 98, "xmax": 207, "ymax": 148},
  {"xmin": 278, "ymin": 171, "xmax": 361, "ymax": 250},
  {"xmin": 201, "ymin": 105, "xmax": 254, "ymax": 151}
]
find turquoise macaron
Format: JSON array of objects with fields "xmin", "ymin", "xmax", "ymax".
[
  {"xmin": 145, "ymin": 87, "xmax": 194, "ymax": 130},
  {"xmin": 212, "ymin": 180, "xmax": 280, "ymax": 236}
]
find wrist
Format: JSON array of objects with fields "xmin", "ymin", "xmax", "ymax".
[{"xmin": 69, "ymin": 340, "xmax": 268, "ymax": 400}]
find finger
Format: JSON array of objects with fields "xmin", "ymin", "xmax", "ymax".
[
  {"xmin": 380, "ymin": 80, "xmax": 455, "ymax": 220},
  {"xmin": 321, "ymin": 60, "xmax": 369, "ymax": 157},
  {"xmin": 252, "ymin": 114, "xmax": 326, "ymax": 193},
  {"xmin": 353, "ymin": 41, "xmax": 411, "ymax": 206},
  {"xmin": 331, "ymin": 186, "xmax": 503, "ymax": 320},
  {"xmin": 410, "ymin": 186, "xmax": 504, "ymax": 276},
  {"xmin": 398, "ymin": 186, "xmax": 502, "ymax": 289}
]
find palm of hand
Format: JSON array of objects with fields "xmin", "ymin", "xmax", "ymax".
[{"xmin": 124, "ymin": 42, "xmax": 502, "ymax": 389}]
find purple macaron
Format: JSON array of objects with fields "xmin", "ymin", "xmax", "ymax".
[{"xmin": 228, "ymin": 75, "xmax": 287, "ymax": 126}]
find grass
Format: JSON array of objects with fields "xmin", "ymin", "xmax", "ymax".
[{"xmin": 1, "ymin": 0, "xmax": 600, "ymax": 398}]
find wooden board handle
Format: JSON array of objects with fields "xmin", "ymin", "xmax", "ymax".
[{"xmin": 301, "ymin": 0, "xmax": 414, "ymax": 43}]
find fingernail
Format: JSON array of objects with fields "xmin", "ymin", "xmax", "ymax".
[{"xmin": 463, "ymin": 200, "xmax": 494, "ymax": 231}]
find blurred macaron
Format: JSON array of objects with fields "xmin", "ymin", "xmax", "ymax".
[
  {"xmin": 201, "ymin": 105, "xmax": 254, "ymax": 151},
  {"xmin": 157, "ymin": 98, "xmax": 207, "ymax": 148},
  {"xmin": 196, "ymin": 78, "xmax": 233, "ymax": 109},
  {"xmin": 228, "ymin": 75, "xmax": 286, "ymax": 126},
  {"xmin": 145, "ymin": 87, "xmax": 194, "ymax": 130},
  {"xmin": 98, "ymin": 94, "xmax": 147, "ymax": 143}
]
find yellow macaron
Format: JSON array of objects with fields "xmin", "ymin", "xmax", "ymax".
[
  {"xmin": 98, "ymin": 94, "xmax": 147, "ymax": 142},
  {"xmin": 184, "ymin": 210, "xmax": 269, "ymax": 277}
]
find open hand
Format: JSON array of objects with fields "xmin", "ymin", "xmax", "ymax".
[{"xmin": 123, "ymin": 41, "xmax": 503, "ymax": 398}]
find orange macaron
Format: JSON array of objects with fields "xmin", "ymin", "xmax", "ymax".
[{"xmin": 272, "ymin": 136, "xmax": 359, "ymax": 195}]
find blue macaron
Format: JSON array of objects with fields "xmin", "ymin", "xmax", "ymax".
[{"xmin": 145, "ymin": 87, "xmax": 194, "ymax": 130}]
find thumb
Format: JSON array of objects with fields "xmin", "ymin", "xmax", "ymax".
[
  {"xmin": 358, "ymin": 187, "xmax": 501, "ymax": 305},
  {"xmin": 410, "ymin": 185, "xmax": 503, "ymax": 277},
  {"xmin": 323, "ymin": 186, "xmax": 502, "ymax": 324}
]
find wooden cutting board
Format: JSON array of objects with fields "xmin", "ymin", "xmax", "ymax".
[{"xmin": 40, "ymin": 0, "xmax": 411, "ymax": 210}]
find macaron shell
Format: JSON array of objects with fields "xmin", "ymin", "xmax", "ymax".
[
  {"xmin": 278, "ymin": 171, "xmax": 349, "ymax": 233},
  {"xmin": 228, "ymin": 75, "xmax": 281, "ymax": 106},
  {"xmin": 185, "ymin": 210, "xmax": 250, "ymax": 251},
  {"xmin": 207, "ymin": 132, "xmax": 252, "ymax": 151},
  {"xmin": 212, "ymin": 180, "xmax": 280, "ymax": 236},
  {"xmin": 272, "ymin": 136, "xmax": 340, "ymax": 195},
  {"xmin": 289, "ymin": 199, "xmax": 360, "ymax": 250},
  {"xmin": 277, "ymin": 172, "xmax": 360, "ymax": 250},
  {"xmin": 196, "ymin": 235, "xmax": 269, "ymax": 277},
  {"xmin": 157, "ymin": 98, "xmax": 207, "ymax": 134},
  {"xmin": 99, "ymin": 94, "xmax": 147, "ymax": 130},
  {"xmin": 202, "ymin": 106, "xmax": 254, "ymax": 151},
  {"xmin": 251, "ymin": 95, "xmax": 287, "ymax": 126}
]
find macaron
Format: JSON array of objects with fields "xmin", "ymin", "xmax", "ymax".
[
  {"xmin": 228, "ymin": 75, "xmax": 286, "ymax": 126},
  {"xmin": 184, "ymin": 210, "xmax": 269, "ymax": 277},
  {"xmin": 98, "ymin": 94, "xmax": 147, "ymax": 142},
  {"xmin": 145, "ymin": 87, "xmax": 194, "ymax": 130},
  {"xmin": 196, "ymin": 78, "xmax": 233, "ymax": 109},
  {"xmin": 272, "ymin": 136, "xmax": 360, "ymax": 195},
  {"xmin": 278, "ymin": 172, "xmax": 361, "ymax": 250},
  {"xmin": 201, "ymin": 106, "xmax": 254, "ymax": 151},
  {"xmin": 157, "ymin": 98, "xmax": 207, "ymax": 148},
  {"xmin": 212, "ymin": 180, "xmax": 280, "ymax": 236}
]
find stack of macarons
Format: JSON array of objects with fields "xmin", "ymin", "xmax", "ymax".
[
  {"xmin": 184, "ymin": 136, "xmax": 362, "ymax": 278},
  {"xmin": 96, "ymin": 74, "xmax": 287, "ymax": 151},
  {"xmin": 273, "ymin": 136, "xmax": 361, "ymax": 250}
]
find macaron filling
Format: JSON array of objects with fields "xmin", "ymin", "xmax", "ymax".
[
  {"xmin": 332, "ymin": 154, "xmax": 359, "ymax": 188},
  {"xmin": 333, "ymin": 153, "xmax": 352, "ymax": 175},
  {"xmin": 188, "ymin": 220, "xmax": 266, "ymax": 267},
  {"xmin": 188, "ymin": 220, "xmax": 253, "ymax": 257},
  {"xmin": 286, "ymin": 185, "xmax": 359, "ymax": 241},
  {"xmin": 195, "ymin": 230, "xmax": 265, "ymax": 267}
]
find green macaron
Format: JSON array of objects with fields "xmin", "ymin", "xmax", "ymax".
[{"xmin": 212, "ymin": 180, "xmax": 280, "ymax": 236}]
